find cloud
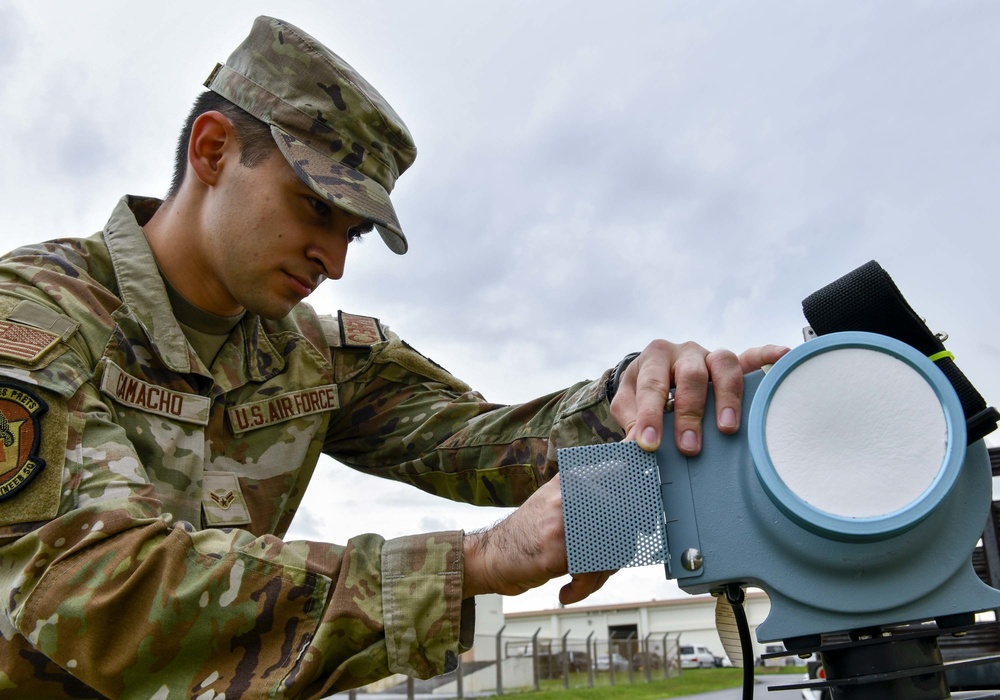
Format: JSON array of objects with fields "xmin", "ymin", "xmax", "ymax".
[
  {"xmin": 284, "ymin": 506, "xmax": 326, "ymax": 542},
  {"xmin": 0, "ymin": 6, "xmax": 21, "ymax": 74},
  {"xmin": 3, "ymin": 0, "xmax": 1000, "ymax": 612}
]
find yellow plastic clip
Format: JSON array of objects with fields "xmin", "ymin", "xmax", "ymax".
[{"xmin": 928, "ymin": 350, "xmax": 955, "ymax": 363}]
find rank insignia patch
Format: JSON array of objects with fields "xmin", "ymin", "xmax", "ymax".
[
  {"xmin": 0, "ymin": 382, "xmax": 48, "ymax": 501},
  {"xmin": 209, "ymin": 489, "xmax": 236, "ymax": 510},
  {"xmin": 339, "ymin": 311, "xmax": 385, "ymax": 347}
]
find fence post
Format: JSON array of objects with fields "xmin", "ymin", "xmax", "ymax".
[
  {"xmin": 531, "ymin": 627, "xmax": 542, "ymax": 692},
  {"xmin": 562, "ymin": 629, "xmax": 571, "ymax": 689},
  {"xmin": 674, "ymin": 632, "xmax": 684, "ymax": 678},
  {"xmin": 457, "ymin": 654, "xmax": 464, "ymax": 699},
  {"xmin": 496, "ymin": 624, "xmax": 506, "ymax": 695},
  {"xmin": 406, "ymin": 676, "xmax": 414, "ymax": 700},
  {"xmin": 586, "ymin": 631, "xmax": 595, "ymax": 689},
  {"xmin": 662, "ymin": 632, "xmax": 670, "ymax": 679},
  {"xmin": 626, "ymin": 632, "xmax": 636, "ymax": 684},
  {"xmin": 644, "ymin": 633, "xmax": 653, "ymax": 683},
  {"xmin": 608, "ymin": 635, "xmax": 616, "ymax": 688}
]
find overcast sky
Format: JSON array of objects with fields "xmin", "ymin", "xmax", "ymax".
[{"xmin": 2, "ymin": 1, "xmax": 998, "ymax": 614}]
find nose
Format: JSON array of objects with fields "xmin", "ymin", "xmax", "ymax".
[{"xmin": 308, "ymin": 231, "xmax": 349, "ymax": 281}]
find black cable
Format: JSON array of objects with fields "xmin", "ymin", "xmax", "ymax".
[{"xmin": 725, "ymin": 583, "xmax": 754, "ymax": 700}]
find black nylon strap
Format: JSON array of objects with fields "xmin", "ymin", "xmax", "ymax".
[{"xmin": 801, "ymin": 260, "xmax": 998, "ymax": 444}]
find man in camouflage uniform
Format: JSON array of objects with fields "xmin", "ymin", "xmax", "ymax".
[{"xmin": 0, "ymin": 16, "xmax": 785, "ymax": 699}]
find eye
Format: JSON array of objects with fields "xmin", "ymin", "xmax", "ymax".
[
  {"xmin": 348, "ymin": 221, "xmax": 375, "ymax": 242},
  {"xmin": 306, "ymin": 196, "xmax": 332, "ymax": 218}
]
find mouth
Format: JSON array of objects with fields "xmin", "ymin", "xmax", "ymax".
[{"xmin": 284, "ymin": 271, "xmax": 315, "ymax": 298}]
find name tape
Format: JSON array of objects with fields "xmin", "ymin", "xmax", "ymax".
[{"xmin": 100, "ymin": 361, "xmax": 211, "ymax": 426}]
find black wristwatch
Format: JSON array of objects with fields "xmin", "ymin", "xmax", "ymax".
[{"xmin": 605, "ymin": 351, "xmax": 641, "ymax": 401}]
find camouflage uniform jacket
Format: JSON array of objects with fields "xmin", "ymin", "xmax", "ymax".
[{"xmin": 0, "ymin": 196, "xmax": 623, "ymax": 699}]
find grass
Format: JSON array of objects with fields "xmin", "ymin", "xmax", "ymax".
[
  {"xmin": 481, "ymin": 668, "xmax": 746, "ymax": 700},
  {"xmin": 545, "ymin": 669, "xmax": 742, "ymax": 698}
]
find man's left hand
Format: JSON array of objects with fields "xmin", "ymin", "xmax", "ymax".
[{"xmin": 610, "ymin": 341, "xmax": 790, "ymax": 455}]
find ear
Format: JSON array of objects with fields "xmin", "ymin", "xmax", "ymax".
[{"xmin": 188, "ymin": 111, "xmax": 238, "ymax": 187}]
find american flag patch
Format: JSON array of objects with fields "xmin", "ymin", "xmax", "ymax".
[{"xmin": 0, "ymin": 321, "xmax": 60, "ymax": 364}]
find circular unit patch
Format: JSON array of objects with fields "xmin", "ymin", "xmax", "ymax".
[{"xmin": 0, "ymin": 382, "xmax": 49, "ymax": 501}]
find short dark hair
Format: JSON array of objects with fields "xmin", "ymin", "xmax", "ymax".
[{"xmin": 166, "ymin": 91, "xmax": 276, "ymax": 200}]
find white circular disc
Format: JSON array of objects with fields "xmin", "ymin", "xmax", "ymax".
[{"xmin": 764, "ymin": 347, "xmax": 948, "ymax": 518}]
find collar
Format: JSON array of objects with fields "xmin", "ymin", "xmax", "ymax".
[{"xmin": 102, "ymin": 196, "xmax": 285, "ymax": 381}]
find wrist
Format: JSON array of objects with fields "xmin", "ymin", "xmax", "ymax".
[
  {"xmin": 605, "ymin": 351, "xmax": 641, "ymax": 401},
  {"xmin": 462, "ymin": 529, "xmax": 491, "ymax": 599}
]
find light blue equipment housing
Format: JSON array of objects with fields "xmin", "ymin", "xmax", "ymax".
[{"xmin": 559, "ymin": 331, "xmax": 1000, "ymax": 644}]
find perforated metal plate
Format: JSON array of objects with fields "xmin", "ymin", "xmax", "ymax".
[{"xmin": 558, "ymin": 442, "xmax": 667, "ymax": 574}]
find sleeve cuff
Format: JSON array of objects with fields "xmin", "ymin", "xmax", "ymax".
[
  {"xmin": 460, "ymin": 597, "xmax": 476, "ymax": 652},
  {"xmin": 381, "ymin": 530, "xmax": 466, "ymax": 678},
  {"xmin": 545, "ymin": 375, "xmax": 626, "ymax": 475}
]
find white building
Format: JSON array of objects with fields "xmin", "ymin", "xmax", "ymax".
[
  {"xmin": 363, "ymin": 591, "xmax": 775, "ymax": 695},
  {"xmin": 496, "ymin": 590, "xmax": 773, "ymax": 662}
]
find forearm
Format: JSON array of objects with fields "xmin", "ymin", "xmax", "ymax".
[
  {"xmin": 2, "ymin": 508, "xmax": 467, "ymax": 697},
  {"xmin": 326, "ymin": 341, "xmax": 623, "ymax": 506},
  {"xmin": 459, "ymin": 475, "xmax": 569, "ymax": 601}
]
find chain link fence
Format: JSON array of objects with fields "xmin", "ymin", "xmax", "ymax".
[
  {"xmin": 504, "ymin": 629, "xmax": 683, "ymax": 690},
  {"xmin": 347, "ymin": 630, "xmax": 684, "ymax": 699}
]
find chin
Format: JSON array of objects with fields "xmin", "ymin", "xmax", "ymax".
[
  {"xmin": 243, "ymin": 297, "xmax": 299, "ymax": 321},
  {"xmin": 259, "ymin": 305, "xmax": 298, "ymax": 321}
]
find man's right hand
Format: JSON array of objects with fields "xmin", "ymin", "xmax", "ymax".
[{"xmin": 462, "ymin": 476, "xmax": 613, "ymax": 605}]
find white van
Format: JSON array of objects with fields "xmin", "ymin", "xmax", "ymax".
[{"xmin": 679, "ymin": 644, "xmax": 716, "ymax": 669}]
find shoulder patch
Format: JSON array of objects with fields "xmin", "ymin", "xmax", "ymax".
[
  {"xmin": 338, "ymin": 311, "xmax": 386, "ymax": 347},
  {"xmin": 7, "ymin": 299, "xmax": 80, "ymax": 341},
  {"xmin": 0, "ymin": 320, "xmax": 61, "ymax": 365},
  {"xmin": 376, "ymin": 335, "xmax": 473, "ymax": 394},
  {"xmin": 0, "ymin": 382, "xmax": 48, "ymax": 501}
]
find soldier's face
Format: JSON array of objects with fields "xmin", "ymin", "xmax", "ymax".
[{"xmin": 201, "ymin": 150, "xmax": 370, "ymax": 319}]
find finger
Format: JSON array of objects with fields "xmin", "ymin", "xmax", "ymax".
[
  {"xmin": 629, "ymin": 340, "xmax": 676, "ymax": 451},
  {"xmin": 622, "ymin": 420, "xmax": 639, "ymax": 443},
  {"xmin": 670, "ymin": 342, "xmax": 710, "ymax": 455},
  {"xmin": 558, "ymin": 570, "xmax": 617, "ymax": 605},
  {"xmin": 737, "ymin": 344, "xmax": 790, "ymax": 374},
  {"xmin": 612, "ymin": 373, "xmax": 641, "ymax": 442},
  {"xmin": 705, "ymin": 349, "xmax": 743, "ymax": 434}
]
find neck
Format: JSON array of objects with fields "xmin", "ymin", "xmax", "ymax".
[{"xmin": 144, "ymin": 194, "xmax": 244, "ymax": 317}]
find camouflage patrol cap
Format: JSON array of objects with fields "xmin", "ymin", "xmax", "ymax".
[{"xmin": 204, "ymin": 16, "xmax": 416, "ymax": 254}]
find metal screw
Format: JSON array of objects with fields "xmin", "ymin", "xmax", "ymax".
[{"xmin": 681, "ymin": 548, "xmax": 704, "ymax": 571}]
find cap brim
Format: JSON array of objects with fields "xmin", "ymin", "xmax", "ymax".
[{"xmin": 270, "ymin": 125, "xmax": 408, "ymax": 255}]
